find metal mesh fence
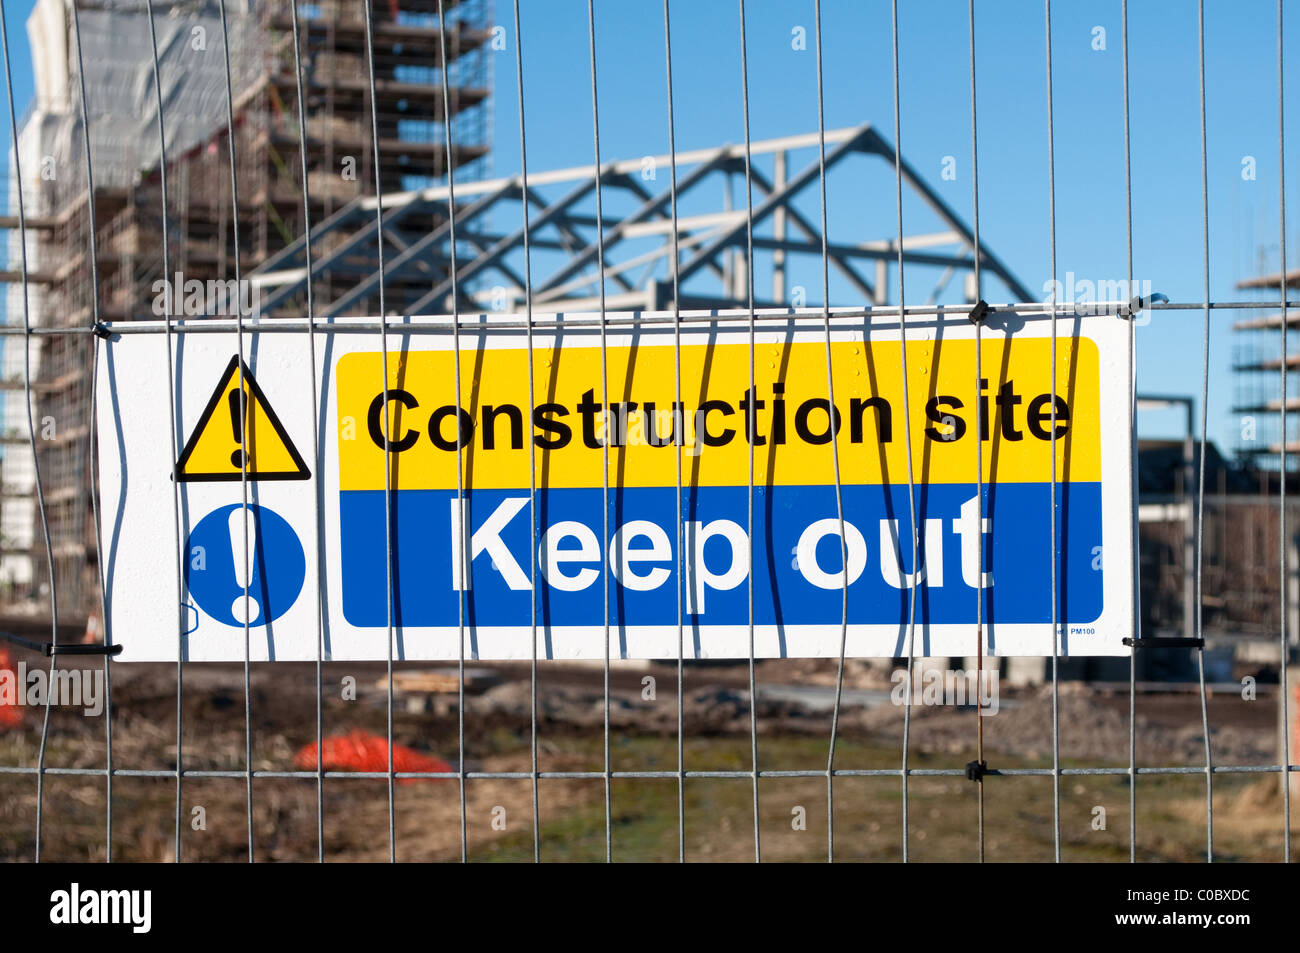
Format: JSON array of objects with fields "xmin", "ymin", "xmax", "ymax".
[{"xmin": 0, "ymin": 0, "xmax": 1294, "ymax": 863}]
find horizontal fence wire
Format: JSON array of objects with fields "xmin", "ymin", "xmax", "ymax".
[
  {"xmin": 0, "ymin": 0, "xmax": 1293, "ymax": 864},
  {"xmin": 1, "ymin": 765, "xmax": 1297, "ymax": 780},
  {"xmin": 0, "ymin": 300, "xmax": 1293, "ymax": 336}
]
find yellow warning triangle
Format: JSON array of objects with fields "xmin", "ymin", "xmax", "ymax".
[{"xmin": 174, "ymin": 356, "xmax": 310, "ymax": 482}]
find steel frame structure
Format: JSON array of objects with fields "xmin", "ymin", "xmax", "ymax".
[{"xmin": 249, "ymin": 123, "xmax": 1034, "ymax": 318}]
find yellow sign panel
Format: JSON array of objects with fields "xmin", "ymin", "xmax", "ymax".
[
  {"xmin": 336, "ymin": 337, "xmax": 1098, "ymax": 491},
  {"xmin": 175, "ymin": 356, "xmax": 310, "ymax": 482}
]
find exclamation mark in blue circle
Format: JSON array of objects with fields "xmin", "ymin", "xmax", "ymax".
[{"xmin": 185, "ymin": 503, "xmax": 305, "ymax": 627}]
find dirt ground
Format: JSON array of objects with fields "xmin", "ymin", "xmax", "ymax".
[{"xmin": 0, "ymin": 650, "xmax": 1293, "ymax": 862}]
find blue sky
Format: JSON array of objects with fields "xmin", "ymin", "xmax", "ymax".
[{"xmin": 3, "ymin": 0, "xmax": 1297, "ymax": 452}]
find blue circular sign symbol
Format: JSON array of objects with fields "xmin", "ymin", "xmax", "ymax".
[{"xmin": 185, "ymin": 503, "xmax": 305, "ymax": 627}]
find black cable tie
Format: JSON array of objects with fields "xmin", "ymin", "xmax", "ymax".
[
  {"xmin": 0, "ymin": 630, "xmax": 123, "ymax": 657},
  {"xmin": 967, "ymin": 299, "xmax": 990, "ymax": 325},
  {"xmin": 92, "ymin": 321, "xmax": 113, "ymax": 340},
  {"xmin": 1122, "ymin": 636, "xmax": 1205, "ymax": 650},
  {"xmin": 965, "ymin": 759, "xmax": 988, "ymax": 782}
]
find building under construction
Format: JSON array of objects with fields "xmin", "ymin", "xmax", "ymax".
[{"xmin": 0, "ymin": 0, "xmax": 493, "ymax": 623}]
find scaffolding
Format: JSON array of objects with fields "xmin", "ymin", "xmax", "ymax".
[
  {"xmin": 0, "ymin": 0, "xmax": 493, "ymax": 622},
  {"xmin": 1231, "ymin": 268, "xmax": 1300, "ymax": 464}
]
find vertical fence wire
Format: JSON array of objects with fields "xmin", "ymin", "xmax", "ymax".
[
  {"xmin": 968, "ymin": 0, "xmax": 989, "ymax": 863},
  {"xmin": 735, "ymin": 0, "xmax": 761, "ymax": 863},
  {"xmin": 1119, "ymin": 0, "xmax": 1140, "ymax": 865},
  {"xmin": 284, "ymin": 0, "xmax": 326, "ymax": 864},
  {"xmin": 1043, "ymin": 0, "xmax": 1063, "ymax": 863},
  {"xmin": 142, "ymin": 0, "xmax": 187, "ymax": 865},
  {"xmin": 359, "ymin": 0, "xmax": 398, "ymax": 864},
  {"xmin": 811, "ymin": 0, "xmax": 852, "ymax": 864},
  {"xmin": 74, "ymin": 0, "xmax": 115, "ymax": 863},
  {"xmin": 1194, "ymin": 0, "xmax": 1216, "ymax": 862},
  {"xmin": 583, "ymin": 0, "xmax": 615, "ymax": 863},
  {"xmin": 67, "ymin": 0, "xmax": 113, "ymax": 865},
  {"xmin": 889, "ymin": 0, "xmax": 924, "ymax": 864},
  {"xmin": 0, "ymin": 0, "xmax": 59, "ymax": 865},
  {"xmin": 509, "ymin": 0, "xmax": 543, "ymax": 862},
  {"xmin": 661, "ymin": 0, "xmax": 688, "ymax": 864},
  {"xmin": 1278, "ymin": 0, "xmax": 1293, "ymax": 863},
  {"xmin": 435, "ymin": 0, "xmax": 471, "ymax": 866},
  {"xmin": 215, "ymin": 0, "xmax": 255, "ymax": 863}
]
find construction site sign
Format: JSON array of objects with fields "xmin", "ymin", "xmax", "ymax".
[{"xmin": 96, "ymin": 311, "xmax": 1133, "ymax": 662}]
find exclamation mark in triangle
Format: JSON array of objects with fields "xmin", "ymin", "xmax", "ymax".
[
  {"xmin": 173, "ymin": 355, "xmax": 310, "ymax": 482},
  {"xmin": 230, "ymin": 386, "xmax": 248, "ymax": 470}
]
